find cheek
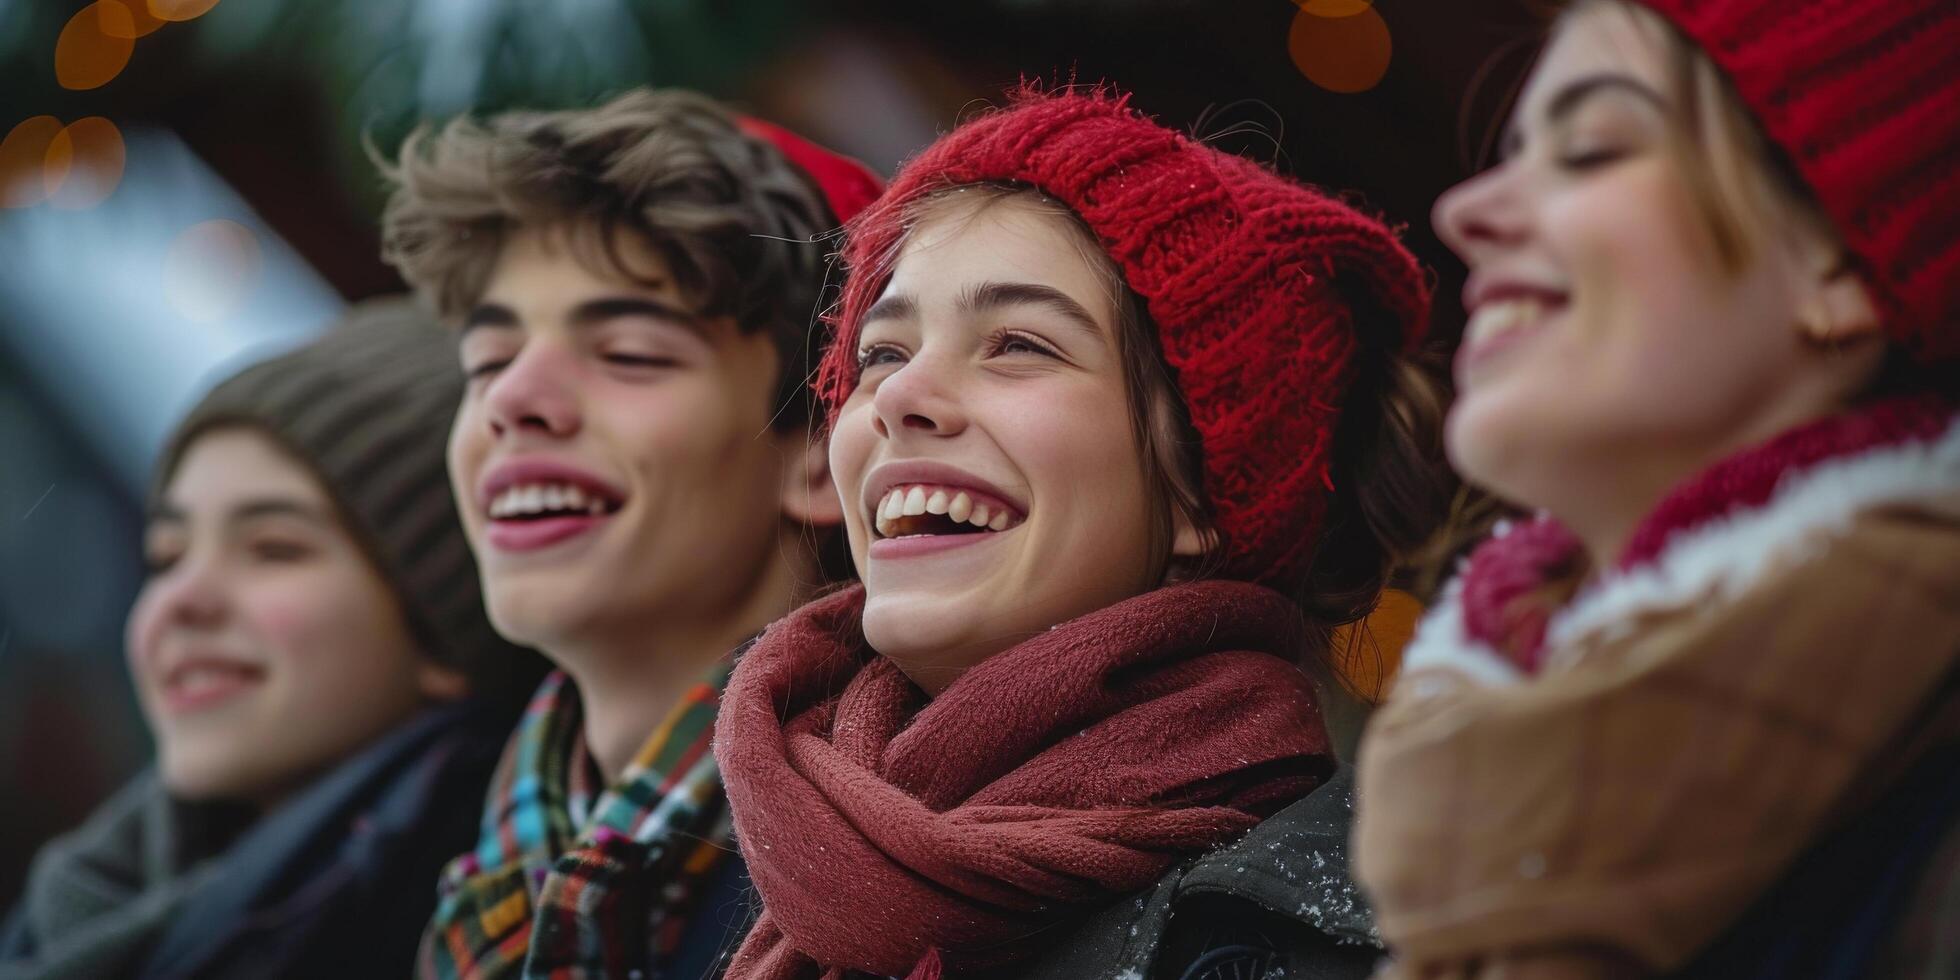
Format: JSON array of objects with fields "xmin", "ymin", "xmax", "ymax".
[
  {"xmin": 447, "ymin": 409, "xmax": 485, "ymax": 506},
  {"xmin": 992, "ymin": 382, "xmax": 1154, "ymax": 552},
  {"xmin": 828, "ymin": 402, "xmax": 877, "ymax": 535},
  {"xmin": 234, "ymin": 583, "xmax": 343, "ymax": 662},
  {"xmin": 123, "ymin": 585, "xmax": 168, "ymax": 679}
]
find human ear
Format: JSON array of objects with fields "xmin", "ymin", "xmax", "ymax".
[
  {"xmin": 778, "ymin": 428, "xmax": 845, "ymax": 528},
  {"xmin": 1792, "ymin": 237, "xmax": 1881, "ymax": 349}
]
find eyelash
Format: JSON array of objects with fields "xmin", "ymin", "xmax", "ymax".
[
  {"xmin": 464, "ymin": 352, "xmax": 678, "ymax": 380},
  {"xmin": 1558, "ymin": 146, "xmax": 1628, "ymax": 171},
  {"xmin": 855, "ymin": 330, "xmax": 1061, "ymax": 370},
  {"xmin": 251, "ymin": 540, "xmax": 311, "ymax": 563},
  {"xmin": 603, "ymin": 353, "xmax": 678, "ymax": 370}
]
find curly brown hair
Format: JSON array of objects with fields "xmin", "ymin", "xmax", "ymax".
[{"xmin": 376, "ymin": 87, "xmax": 843, "ymax": 429}]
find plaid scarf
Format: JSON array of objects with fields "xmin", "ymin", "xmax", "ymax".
[{"xmin": 418, "ymin": 664, "xmax": 735, "ymax": 980}]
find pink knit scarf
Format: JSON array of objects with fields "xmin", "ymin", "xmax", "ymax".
[{"xmin": 714, "ymin": 580, "xmax": 1334, "ymax": 980}]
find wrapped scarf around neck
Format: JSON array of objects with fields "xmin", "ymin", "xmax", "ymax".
[
  {"xmin": 1358, "ymin": 394, "xmax": 1960, "ymax": 978},
  {"xmin": 715, "ymin": 579, "xmax": 1334, "ymax": 980}
]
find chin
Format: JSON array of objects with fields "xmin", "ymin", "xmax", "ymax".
[
  {"xmin": 1446, "ymin": 388, "xmax": 1539, "ymax": 498},
  {"xmin": 481, "ymin": 578, "xmax": 592, "ymax": 650},
  {"xmin": 862, "ymin": 593, "xmax": 984, "ymax": 663},
  {"xmin": 159, "ymin": 755, "xmax": 248, "ymax": 802}
]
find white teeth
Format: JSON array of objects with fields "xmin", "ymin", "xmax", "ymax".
[
  {"xmin": 870, "ymin": 483, "xmax": 1025, "ymax": 538},
  {"xmin": 488, "ymin": 482, "xmax": 611, "ymax": 518},
  {"xmin": 1467, "ymin": 298, "xmax": 1549, "ymax": 348}
]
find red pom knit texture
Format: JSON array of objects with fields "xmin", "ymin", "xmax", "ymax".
[
  {"xmin": 814, "ymin": 89, "xmax": 1430, "ymax": 586},
  {"xmin": 1635, "ymin": 0, "xmax": 1960, "ymax": 361}
]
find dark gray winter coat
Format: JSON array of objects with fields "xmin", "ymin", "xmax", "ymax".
[{"xmin": 1012, "ymin": 767, "xmax": 1381, "ymax": 980}]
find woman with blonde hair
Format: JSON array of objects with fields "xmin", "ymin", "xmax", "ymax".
[{"xmin": 1356, "ymin": 0, "xmax": 1959, "ymax": 976}]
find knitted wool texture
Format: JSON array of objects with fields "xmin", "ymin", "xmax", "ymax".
[
  {"xmin": 1633, "ymin": 0, "xmax": 1960, "ymax": 360},
  {"xmin": 717, "ymin": 580, "xmax": 1332, "ymax": 979},
  {"xmin": 812, "ymin": 89, "xmax": 1431, "ymax": 586},
  {"xmin": 158, "ymin": 299, "xmax": 541, "ymax": 708}
]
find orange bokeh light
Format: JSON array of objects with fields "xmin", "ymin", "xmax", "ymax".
[
  {"xmin": 101, "ymin": 0, "xmax": 168, "ymax": 39},
  {"xmin": 1, "ymin": 117, "xmax": 65, "ymax": 209},
  {"xmin": 45, "ymin": 117, "xmax": 127, "ymax": 210},
  {"xmin": 148, "ymin": 0, "xmax": 222, "ymax": 23},
  {"xmin": 1289, "ymin": 3, "xmax": 1393, "ymax": 94},
  {"xmin": 1293, "ymin": 0, "xmax": 1373, "ymax": 16},
  {"xmin": 56, "ymin": 2, "xmax": 137, "ymax": 91}
]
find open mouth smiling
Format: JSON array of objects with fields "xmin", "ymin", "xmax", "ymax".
[{"xmin": 872, "ymin": 483, "xmax": 1027, "ymax": 540}]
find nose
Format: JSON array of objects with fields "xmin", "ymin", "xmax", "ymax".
[
  {"xmin": 869, "ymin": 350, "xmax": 967, "ymax": 441},
  {"xmin": 127, "ymin": 551, "xmax": 229, "ymax": 666},
  {"xmin": 481, "ymin": 343, "xmax": 581, "ymax": 440},
  {"xmin": 1433, "ymin": 163, "xmax": 1529, "ymax": 264}
]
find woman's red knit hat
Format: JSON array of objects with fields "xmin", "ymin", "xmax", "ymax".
[
  {"xmin": 814, "ymin": 88, "xmax": 1430, "ymax": 587},
  {"xmin": 1632, "ymin": 0, "xmax": 1960, "ymax": 361}
]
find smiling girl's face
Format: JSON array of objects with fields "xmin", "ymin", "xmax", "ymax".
[
  {"xmin": 1433, "ymin": 1, "xmax": 1882, "ymax": 561},
  {"xmin": 127, "ymin": 428, "xmax": 461, "ymax": 807},
  {"xmin": 829, "ymin": 192, "xmax": 1198, "ymax": 693}
]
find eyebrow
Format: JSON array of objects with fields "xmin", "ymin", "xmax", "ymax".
[
  {"xmin": 150, "ymin": 498, "xmax": 335, "ymax": 527},
  {"xmin": 1500, "ymin": 72, "xmax": 1669, "ymax": 160},
  {"xmin": 460, "ymin": 295, "xmax": 706, "ymax": 338},
  {"xmin": 859, "ymin": 281, "xmax": 1104, "ymax": 338},
  {"xmin": 961, "ymin": 281, "xmax": 1104, "ymax": 338}
]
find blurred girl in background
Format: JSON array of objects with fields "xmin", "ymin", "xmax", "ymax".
[
  {"xmin": 0, "ymin": 301, "xmax": 543, "ymax": 980},
  {"xmin": 1357, "ymin": 1, "xmax": 1959, "ymax": 976}
]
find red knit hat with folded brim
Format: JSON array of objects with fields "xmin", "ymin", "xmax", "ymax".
[
  {"xmin": 814, "ymin": 88, "xmax": 1431, "ymax": 587},
  {"xmin": 1632, "ymin": 0, "xmax": 1960, "ymax": 361}
]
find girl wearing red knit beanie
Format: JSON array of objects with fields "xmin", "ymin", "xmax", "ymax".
[
  {"xmin": 1355, "ymin": 1, "xmax": 1959, "ymax": 978},
  {"xmin": 711, "ymin": 88, "xmax": 1450, "ymax": 980}
]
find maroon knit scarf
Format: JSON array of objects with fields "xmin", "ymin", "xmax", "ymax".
[{"xmin": 714, "ymin": 580, "xmax": 1334, "ymax": 980}]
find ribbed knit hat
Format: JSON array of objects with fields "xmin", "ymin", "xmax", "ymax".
[
  {"xmin": 1632, "ymin": 0, "xmax": 1960, "ymax": 361},
  {"xmin": 814, "ymin": 89, "xmax": 1430, "ymax": 587},
  {"xmin": 156, "ymin": 298, "xmax": 545, "ymax": 709}
]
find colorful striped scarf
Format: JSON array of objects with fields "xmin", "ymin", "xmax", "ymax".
[{"xmin": 418, "ymin": 664, "xmax": 735, "ymax": 980}]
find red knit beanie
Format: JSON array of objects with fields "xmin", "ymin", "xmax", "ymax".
[
  {"xmin": 814, "ymin": 88, "xmax": 1430, "ymax": 586},
  {"xmin": 1631, "ymin": 0, "xmax": 1960, "ymax": 361}
]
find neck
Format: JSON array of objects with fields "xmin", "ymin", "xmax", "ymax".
[
  {"xmin": 558, "ymin": 526, "xmax": 826, "ymax": 781},
  {"xmin": 1555, "ymin": 399, "xmax": 1856, "ymax": 569}
]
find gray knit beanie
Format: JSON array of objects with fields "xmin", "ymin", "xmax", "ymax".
[{"xmin": 154, "ymin": 297, "xmax": 545, "ymax": 711}]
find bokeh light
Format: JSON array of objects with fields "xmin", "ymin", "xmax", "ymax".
[
  {"xmin": 0, "ymin": 117, "xmax": 67, "ymax": 209},
  {"xmin": 101, "ymin": 0, "xmax": 169, "ymax": 39},
  {"xmin": 55, "ymin": 2, "xmax": 137, "ymax": 91},
  {"xmin": 148, "ymin": 0, "xmax": 222, "ymax": 23},
  {"xmin": 164, "ymin": 220, "xmax": 263, "ymax": 323},
  {"xmin": 1289, "ymin": 3, "xmax": 1393, "ymax": 94},
  {"xmin": 1294, "ymin": 0, "xmax": 1373, "ymax": 16},
  {"xmin": 45, "ymin": 118, "xmax": 127, "ymax": 210}
]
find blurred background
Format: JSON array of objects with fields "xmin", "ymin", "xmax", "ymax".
[{"xmin": 0, "ymin": 0, "xmax": 1542, "ymax": 906}]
